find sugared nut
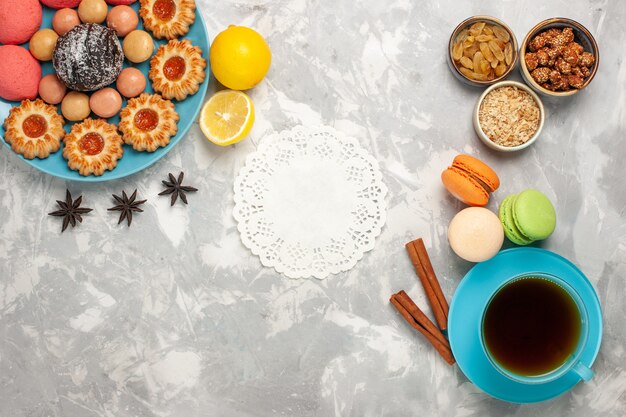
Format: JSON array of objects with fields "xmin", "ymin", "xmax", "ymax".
[
  {"xmin": 571, "ymin": 66, "xmax": 584, "ymax": 78},
  {"xmin": 580, "ymin": 51, "xmax": 595, "ymax": 67},
  {"xmin": 541, "ymin": 82, "xmax": 556, "ymax": 91},
  {"xmin": 546, "ymin": 33, "xmax": 569, "ymax": 48},
  {"xmin": 562, "ymin": 27, "xmax": 575, "ymax": 43},
  {"xmin": 536, "ymin": 49, "xmax": 550, "ymax": 66},
  {"xmin": 568, "ymin": 75, "xmax": 584, "ymax": 89},
  {"xmin": 544, "ymin": 28, "xmax": 561, "ymax": 39},
  {"xmin": 555, "ymin": 57, "xmax": 572, "ymax": 75},
  {"xmin": 549, "ymin": 69, "xmax": 569, "ymax": 90},
  {"xmin": 531, "ymin": 67, "xmax": 551, "ymax": 83},
  {"xmin": 561, "ymin": 46, "xmax": 579, "ymax": 66},
  {"xmin": 580, "ymin": 65, "xmax": 591, "ymax": 77},
  {"xmin": 545, "ymin": 46, "xmax": 562, "ymax": 60},
  {"xmin": 568, "ymin": 42, "xmax": 584, "ymax": 56},
  {"xmin": 525, "ymin": 52, "xmax": 539, "ymax": 71},
  {"xmin": 529, "ymin": 35, "xmax": 546, "ymax": 51}
]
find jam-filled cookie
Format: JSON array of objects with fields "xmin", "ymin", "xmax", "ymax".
[
  {"xmin": 118, "ymin": 93, "xmax": 179, "ymax": 152},
  {"xmin": 3, "ymin": 99, "xmax": 65, "ymax": 159},
  {"xmin": 62, "ymin": 118, "xmax": 124, "ymax": 176},
  {"xmin": 149, "ymin": 39, "xmax": 206, "ymax": 101},
  {"xmin": 139, "ymin": 0, "xmax": 195, "ymax": 39}
]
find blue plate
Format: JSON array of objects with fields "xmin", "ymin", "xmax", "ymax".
[
  {"xmin": 0, "ymin": 3, "xmax": 210, "ymax": 182},
  {"xmin": 448, "ymin": 247, "xmax": 602, "ymax": 403}
]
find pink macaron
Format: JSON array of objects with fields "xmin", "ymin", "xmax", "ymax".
[
  {"xmin": 105, "ymin": 0, "xmax": 138, "ymax": 5},
  {"xmin": 40, "ymin": 0, "xmax": 82, "ymax": 9},
  {"xmin": 0, "ymin": 45, "xmax": 42, "ymax": 101},
  {"xmin": 0, "ymin": 0, "xmax": 42, "ymax": 45}
]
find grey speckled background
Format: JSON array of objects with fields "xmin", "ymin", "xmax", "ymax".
[{"xmin": 1, "ymin": 0, "xmax": 625, "ymax": 416}]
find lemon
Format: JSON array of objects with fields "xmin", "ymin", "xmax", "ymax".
[
  {"xmin": 210, "ymin": 25, "xmax": 271, "ymax": 90},
  {"xmin": 199, "ymin": 90, "xmax": 255, "ymax": 146}
]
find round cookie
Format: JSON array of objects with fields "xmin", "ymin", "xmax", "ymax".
[
  {"xmin": 29, "ymin": 29, "xmax": 59, "ymax": 61},
  {"xmin": 0, "ymin": 45, "xmax": 41, "ymax": 101},
  {"xmin": 107, "ymin": 5, "xmax": 139, "ymax": 37},
  {"xmin": 0, "ymin": 0, "xmax": 43, "ymax": 45},
  {"xmin": 106, "ymin": 0, "xmax": 138, "ymax": 5},
  {"xmin": 123, "ymin": 30, "xmax": 154, "ymax": 63},
  {"xmin": 53, "ymin": 24, "xmax": 124, "ymax": 91},
  {"xmin": 40, "ymin": 0, "xmax": 82, "ymax": 8},
  {"xmin": 52, "ymin": 8, "xmax": 81, "ymax": 36},
  {"xmin": 38, "ymin": 74, "xmax": 67, "ymax": 104},
  {"xmin": 448, "ymin": 207, "xmax": 504, "ymax": 263},
  {"xmin": 78, "ymin": 0, "xmax": 108, "ymax": 24}
]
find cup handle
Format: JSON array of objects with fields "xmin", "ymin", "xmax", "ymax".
[{"xmin": 572, "ymin": 361, "xmax": 594, "ymax": 382}]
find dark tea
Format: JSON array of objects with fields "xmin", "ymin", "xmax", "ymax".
[{"xmin": 483, "ymin": 276, "xmax": 581, "ymax": 376}]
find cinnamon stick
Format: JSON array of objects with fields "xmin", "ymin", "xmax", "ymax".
[
  {"xmin": 405, "ymin": 240, "xmax": 448, "ymax": 331},
  {"xmin": 394, "ymin": 290, "xmax": 448, "ymax": 346},
  {"xmin": 413, "ymin": 238, "xmax": 449, "ymax": 318},
  {"xmin": 390, "ymin": 295, "xmax": 455, "ymax": 365}
]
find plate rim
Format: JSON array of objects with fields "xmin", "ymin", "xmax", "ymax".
[
  {"xmin": 448, "ymin": 247, "xmax": 603, "ymax": 403},
  {"xmin": 0, "ymin": 3, "xmax": 211, "ymax": 183}
]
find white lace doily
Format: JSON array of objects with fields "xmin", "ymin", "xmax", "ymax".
[{"xmin": 233, "ymin": 125, "xmax": 387, "ymax": 279}]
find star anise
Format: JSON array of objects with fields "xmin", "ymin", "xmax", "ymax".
[
  {"xmin": 158, "ymin": 172, "xmax": 198, "ymax": 206},
  {"xmin": 108, "ymin": 189, "xmax": 147, "ymax": 227},
  {"xmin": 48, "ymin": 189, "xmax": 93, "ymax": 232}
]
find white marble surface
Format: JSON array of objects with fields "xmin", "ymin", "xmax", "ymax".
[{"xmin": 1, "ymin": 0, "xmax": 625, "ymax": 416}]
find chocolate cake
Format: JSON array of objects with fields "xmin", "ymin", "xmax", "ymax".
[{"xmin": 53, "ymin": 24, "xmax": 124, "ymax": 91}]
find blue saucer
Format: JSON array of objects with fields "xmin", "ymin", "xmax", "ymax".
[
  {"xmin": 448, "ymin": 247, "xmax": 602, "ymax": 403},
  {"xmin": 0, "ymin": 3, "xmax": 210, "ymax": 182}
]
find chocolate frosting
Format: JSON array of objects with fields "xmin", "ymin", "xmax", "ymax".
[{"xmin": 53, "ymin": 24, "xmax": 124, "ymax": 92}]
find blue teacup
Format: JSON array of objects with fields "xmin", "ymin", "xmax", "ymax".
[
  {"xmin": 480, "ymin": 273, "xmax": 593, "ymax": 384},
  {"xmin": 448, "ymin": 248, "xmax": 602, "ymax": 403}
]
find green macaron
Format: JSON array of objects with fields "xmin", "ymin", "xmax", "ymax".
[
  {"xmin": 499, "ymin": 194, "xmax": 533, "ymax": 245},
  {"xmin": 512, "ymin": 189, "xmax": 556, "ymax": 241}
]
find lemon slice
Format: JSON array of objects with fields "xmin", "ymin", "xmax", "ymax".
[{"xmin": 199, "ymin": 90, "xmax": 255, "ymax": 146}]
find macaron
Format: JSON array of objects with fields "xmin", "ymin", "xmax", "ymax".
[
  {"xmin": 0, "ymin": 0, "xmax": 43, "ymax": 45},
  {"xmin": 448, "ymin": 207, "xmax": 504, "ymax": 263},
  {"xmin": 498, "ymin": 195, "xmax": 533, "ymax": 245},
  {"xmin": 498, "ymin": 189, "xmax": 556, "ymax": 245},
  {"xmin": 0, "ymin": 45, "xmax": 41, "ymax": 101},
  {"xmin": 441, "ymin": 154, "xmax": 500, "ymax": 206},
  {"xmin": 513, "ymin": 189, "xmax": 556, "ymax": 240}
]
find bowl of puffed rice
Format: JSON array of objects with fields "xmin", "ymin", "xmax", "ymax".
[
  {"xmin": 473, "ymin": 81, "xmax": 545, "ymax": 152},
  {"xmin": 520, "ymin": 18, "xmax": 599, "ymax": 97}
]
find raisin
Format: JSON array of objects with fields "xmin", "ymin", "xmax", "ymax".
[
  {"xmin": 459, "ymin": 56, "xmax": 474, "ymax": 69},
  {"xmin": 505, "ymin": 43, "xmax": 513, "ymax": 66},
  {"xmin": 492, "ymin": 25, "xmax": 510, "ymax": 42}
]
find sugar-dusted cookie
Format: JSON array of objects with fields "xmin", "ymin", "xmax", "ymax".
[
  {"xmin": 118, "ymin": 93, "xmax": 179, "ymax": 152},
  {"xmin": 62, "ymin": 118, "xmax": 124, "ymax": 176},
  {"xmin": 149, "ymin": 39, "xmax": 206, "ymax": 101},
  {"xmin": 3, "ymin": 99, "xmax": 65, "ymax": 159}
]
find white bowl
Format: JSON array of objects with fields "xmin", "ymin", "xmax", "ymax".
[{"xmin": 473, "ymin": 81, "xmax": 545, "ymax": 152}]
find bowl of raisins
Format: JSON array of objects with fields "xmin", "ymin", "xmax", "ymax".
[
  {"xmin": 520, "ymin": 18, "xmax": 599, "ymax": 97},
  {"xmin": 448, "ymin": 16, "xmax": 518, "ymax": 87}
]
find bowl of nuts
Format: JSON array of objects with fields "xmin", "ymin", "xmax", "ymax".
[
  {"xmin": 448, "ymin": 16, "xmax": 518, "ymax": 87},
  {"xmin": 520, "ymin": 18, "xmax": 599, "ymax": 96}
]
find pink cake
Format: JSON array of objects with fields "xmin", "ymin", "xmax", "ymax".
[
  {"xmin": 0, "ymin": 0, "xmax": 42, "ymax": 45},
  {"xmin": 0, "ymin": 46, "xmax": 42, "ymax": 101}
]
